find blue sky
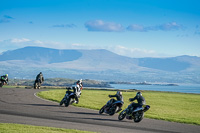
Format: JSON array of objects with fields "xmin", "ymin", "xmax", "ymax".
[{"xmin": 0, "ymin": 0, "xmax": 200, "ymax": 57}]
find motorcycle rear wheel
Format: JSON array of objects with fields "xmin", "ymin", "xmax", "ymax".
[
  {"xmin": 109, "ymin": 106, "xmax": 117, "ymax": 116},
  {"xmin": 134, "ymin": 111, "xmax": 144, "ymax": 123},
  {"xmin": 64, "ymin": 98, "xmax": 70, "ymax": 107}
]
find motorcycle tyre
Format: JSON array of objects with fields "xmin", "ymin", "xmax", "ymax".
[
  {"xmin": 34, "ymin": 82, "xmax": 39, "ymax": 89},
  {"xmin": 64, "ymin": 98, "xmax": 70, "ymax": 107},
  {"xmin": 60, "ymin": 98, "xmax": 65, "ymax": 106},
  {"xmin": 0, "ymin": 83, "xmax": 3, "ymax": 88},
  {"xmin": 109, "ymin": 106, "xmax": 117, "ymax": 116},
  {"xmin": 134, "ymin": 111, "xmax": 144, "ymax": 123},
  {"xmin": 99, "ymin": 106, "xmax": 105, "ymax": 114},
  {"xmin": 118, "ymin": 110, "xmax": 126, "ymax": 121}
]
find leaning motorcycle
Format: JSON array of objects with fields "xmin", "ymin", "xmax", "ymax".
[
  {"xmin": 0, "ymin": 80, "xmax": 7, "ymax": 87},
  {"xmin": 34, "ymin": 80, "xmax": 41, "ymax": 89},
  {"xmin": 118, "ymin": 104, "xmax": 150, "ymax": 123},
  {"xmin": 99, "ymin": 98, "xmax": 124, "ymax": 116},
  {"xmin": 34, "ymin": 79, "xmax": 41, "ymax": 89},
  {"xmin": 60, "ymin": 87, "xmax": 78, "ymax": 107}
]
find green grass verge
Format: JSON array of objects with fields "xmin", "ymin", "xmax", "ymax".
[
  {"xmin": 0, "ymin": 123, "xmax": 95, "ymax": 133},
  {"xmin": 37, "ymin": 89, "xmax": 200, "ymax": 125}
]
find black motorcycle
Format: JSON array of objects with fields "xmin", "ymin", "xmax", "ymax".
[
  {"xmin": 60, "ymin": 87, "xmax": 78, "ymax": 107},
  {"xmin": 118, "ymin": 104, "xmax": 150, "ymax": 123},
  {"xmin": 0, "ymin": 80, "xmax": 6, "ymax": 87},
  {"xmin": 99, "ymin": 98, "xmax": 124, "ymax": 116},
  {"xmin": 34, "ymin": 79, "xmax": 41, "ymax": 89}
]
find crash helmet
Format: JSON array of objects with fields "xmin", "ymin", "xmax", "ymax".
[
  {"xmin": 117, "ymin": 91, "xmax": 122, "ymax": 95},
  {"xmin": 40, "ymin": 72, "xmax": 42, "ymax": 74},
  {"xmin": 136, "ymin": 91, "xmax": 142, "ymax": 96},
  {"xmin": 5, "ymin": 74, "xmax": 8, "ymax": 77},
  {"xmin": 77, "ymin": 79, "xmax": 82, "ymax": 84}
]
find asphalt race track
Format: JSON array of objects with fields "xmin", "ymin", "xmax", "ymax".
[{"xmin": 0, "ymin": 88, "xmax": 200, "ymax": 133}]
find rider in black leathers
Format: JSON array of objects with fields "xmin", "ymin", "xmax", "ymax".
[
  {"xmin": 35, "ymin": 72, "xmax": 44, "ymax": 84},
  {"xmin": 127, "ymin": 91, "xmax": 146, "ymax": 114},
  {"xmin": 1, "ymin": 74, "xmax": 8, "ymax": 84},
  {"xmin": 107, "ymin": 91, "xmax": 124, "ymax": 112}
]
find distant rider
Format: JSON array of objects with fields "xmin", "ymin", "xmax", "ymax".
[
  {"xmin": 35, "ymin": 72, "xmax": 44, "ymax": 84},
  {"xmin": 75, "ymin": 79, "xmax": 83, "ymax": 96},
  {"xmin": 127, "ymin": 91, "xmax": 146, "ymax": 114},
  {"xmin": 76, "ymin": 79, "xmax": 83, "ymax": 91},
  {"xmin": 72, "ymin": 79, "xmax": 83, "ymax": 104},
  {"xmin": 1, "ymin": 74, "xmax": 9, "ymax": 84},
  {"xmin": 107, "ymin": 91, "xmax": 124, "ymax": 112}
]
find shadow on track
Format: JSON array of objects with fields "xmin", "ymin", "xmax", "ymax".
[
  {"xmin": 25, "ymin": 103, "xmax": 59, "ymax": 107},
  {"xmin": 67, "ymin": 111, "xmax": 100, "ymax": 116}
]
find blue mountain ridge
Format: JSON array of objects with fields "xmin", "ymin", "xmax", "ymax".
[
  {"xmin": 0, "ymin": 46, "xmax": 199, "ymax": 72},
  {"xmin": 0, "ymin": 46, "xmax": 82, "ymax": 63}
]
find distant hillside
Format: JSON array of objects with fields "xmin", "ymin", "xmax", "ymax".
[
  {"xmin": 0, "ymin": 46, "xmax": 82, "ymax": 63},
  {"xmin": 8, "ymin": 78, "xmax": 111, "ymax": 88},
  {"xmin": 138, "ymin": 57, "xmax": 191, "ymax": 72},
  {"xmin": 0, "ymin": 46, "xmax": 200, "ymax": 83}
]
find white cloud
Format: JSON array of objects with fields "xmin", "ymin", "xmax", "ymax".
[
  {"xmin": 127, "ymin": 22, "xmax": 184, "ymax": 32},
  {"xmin": 108, "ymin": 45, "xmax": 166, "ymax": 58},
  {"xmin": 127, "ymin": 24, "xmax": 146, "ymax": 32},
  {"xmin": 85, "ymin": 20, "xmax": 124, "ymax": 32},
  {"xmin": 11, "ymin": 38, "xmax": 31, "ymax": 43}
]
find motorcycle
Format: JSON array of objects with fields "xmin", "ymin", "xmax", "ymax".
[
  {"xmin": 60, "ymin": 87, "xmax": 79, "ymax": 107},
  {"xmin": 99, "ymin": 98, "xmax": 124, "ymax": 116},
  {"xmin": 0, "ymin": 80, "xmax": 7, "ymax": 87},
  {"xmin": 118, "ymin": 104, "xmax": 150, "ymax": 122},
  {"xmin": 0, "ymin": 79, "xmax": 8, "ymax": 87},
  {"xmin": 34, "ymin": 80, "xmax": 41, "ymax": 89}
]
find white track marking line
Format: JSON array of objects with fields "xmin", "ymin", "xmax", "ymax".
[
  {"xmin": 34, "ymin": 91, "xmax": 98, "ymax": 111},
  {"xmin": 34, "ymin": 92, "xmax": 58, "ymax": 104}
]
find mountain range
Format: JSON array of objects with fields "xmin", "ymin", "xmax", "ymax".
[{"xmin": 0, "ymin": 46, "xmax": 200, "ymax": 83}]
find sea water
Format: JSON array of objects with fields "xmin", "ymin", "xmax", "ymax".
[{"xmin": 110, "ymin": 84, "xmax": 200, "ymax": 94}]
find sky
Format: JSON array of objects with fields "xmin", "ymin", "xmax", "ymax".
[{"xmin": 0, "ymin": 0, "xmax": 200, "ymax": 58}]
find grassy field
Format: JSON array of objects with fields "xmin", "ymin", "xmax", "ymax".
[
  {"xmin": 0, "ymin": 123, "xmax": 95, "ymax": 133},
  {"xmin": 38, "ymin": 89, "xmax": 200, "ymax": 125}
]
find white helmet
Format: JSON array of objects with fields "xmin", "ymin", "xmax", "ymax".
[{"xmin": 117, "ymin": 91, "xmax": 122, "ymax": 95}]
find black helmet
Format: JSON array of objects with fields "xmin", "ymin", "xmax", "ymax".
[{"xmin": 136, "ymin": 91, "xmax": 142, "ymax": 96}]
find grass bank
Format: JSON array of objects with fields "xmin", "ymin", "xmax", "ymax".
[
  {"xmin": 37, "ymin": 89, "xmax": 200, "ymax": 125},
  {"xmin": 0, "ymin": 123, "xmax": 95, "ymax": 133}
]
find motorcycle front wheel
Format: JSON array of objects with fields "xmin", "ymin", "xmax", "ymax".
[
  {"xmin": 59, "ymin": 98, "xmax": 65, "ymax": 106},
  {"xmin": 0, "ymin": 82, "xmax": 3, "ymax": 87},
  {"xmin": 118, "ymin": 110, "xmax": 126, "ymax": 120},
  {"xmin": 99, "ymin": 105, "xmax": 105, "ymax": 114}
]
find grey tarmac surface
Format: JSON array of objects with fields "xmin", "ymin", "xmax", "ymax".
[{"xmin": 0, "ymin": 87, "xmax": 200, "ymax": 133}]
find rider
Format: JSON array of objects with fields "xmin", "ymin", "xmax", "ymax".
[
  {"xmin": 127, "ymin": 91, "xmax": 146, "ymax": 114},
  {"xmin": 35, "ymin": 72, "xmax": 44, "ymax": 84},
  {"xmin": 107, "ymin": 91, "xmax": 124, "ymax": 112},
  {"xmin": 76, "ymin": 79, "xmax": 83, "ymax": 91},
  {"xmin": 72, "ymin": 79, "xmax": 83, "ymax": 104},
  {"xmin": 1, "ymin": 74, "xmax": 9, "ymax": 84}
]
